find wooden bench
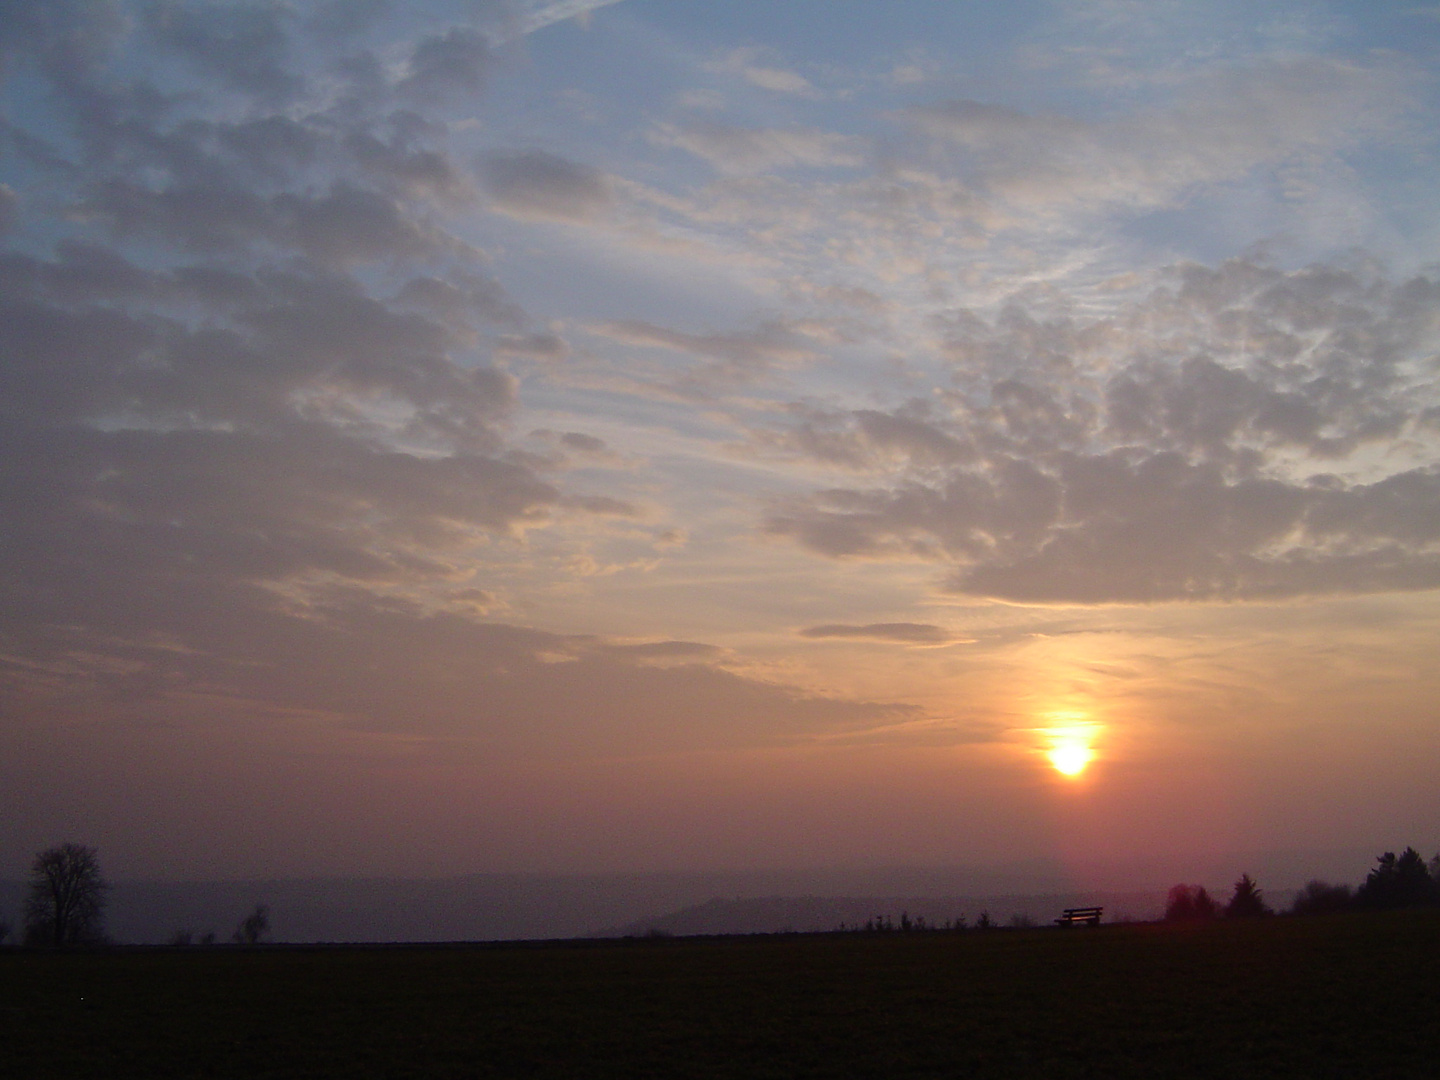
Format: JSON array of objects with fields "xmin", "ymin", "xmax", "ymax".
[{"xmin": 1055, "ymin": 906, "xmax": 1103, "ymax": 926}]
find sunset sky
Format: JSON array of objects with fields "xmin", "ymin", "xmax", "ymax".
[{"xmin": 2, "ymin": 0, "xmax": 1438, "ymax": 884}]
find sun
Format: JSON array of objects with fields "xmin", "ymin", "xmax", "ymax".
[
  {"xmin": 1041, "ymin": 715, "xmax": 1101, "ymax": 778},
  {"xmin": 1047, "ymin": 741, "xmax": 1093, "ymax": 776}
]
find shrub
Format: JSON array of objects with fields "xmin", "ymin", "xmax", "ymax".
[
  {"xmin": 1165, "ymin": 884, "xmax": 1219, "ymax": 921},
  {"xmin": 1290, "ymin": 880, "xmax": 1353, "ymax": 916}
]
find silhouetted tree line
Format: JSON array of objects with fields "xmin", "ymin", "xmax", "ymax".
[
  {"xmin": 837, "ymin": 910, "xmax": 977, "ymax": 933},
  {"xmin": 838, "ymin": 909, "xmax": 1016, "ymax": 933},
  {"xmin": 1167, "ymin": 848, "xmax": 1440, "ymax": 922},
  {"xmin": 4, "ymin": 843, "xmax": 272, "ymax": 948}
]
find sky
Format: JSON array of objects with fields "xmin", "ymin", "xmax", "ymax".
[{"xmin": 1, "ymin": 0, "xmax": 1438, "ymax": 885}]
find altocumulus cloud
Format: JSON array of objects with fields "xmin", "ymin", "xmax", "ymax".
[
  {"xmin": 0, "ymin": 0, "xmax": 898, "ymax": 751},
  {"xmin": 765, "ymin": 259, "xmax": 1440, "ymax": 604}
]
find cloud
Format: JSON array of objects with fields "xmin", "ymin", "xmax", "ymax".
[
  {"xmin": 496, "ymin": 332, "xmax": 570, "ymax": 361},
  {"xmin": 653, "ymin": 122, "xmax": 864, "ymax": 175},
  {"xmin": 900, "ymin": 57, "xmax": 1415, "ymax": 220},
  {"xmin": 599, "ymin": 640, "xmax": 724, "ymax": 660},
  {"xmin": 479, "ymin": 149, "xmax": 614, "ymax": 222},
  {"xmin": 764, "ymin": 258, "xmax": 1440, "ymax": 603},
  {"xmin": 517, "ymin": 0, "xmax": 628, "ymax": 37},
  {"xmin": 400, "ymin": 26, "xmax": 493, "ymax": 101},
  {"xmin": 0, "ymin": 0, "xmax": 709, "ymax": 759},
  {"xmin": 594, "ymin": 318, "xmax": 819, "ymax": 389},
  {"xmin": 83, "ymin": 180, "xmax": 460, "ymax": 266},
  {"xmin": 799, "ymin": 623, "xmax": 965, "ymax": 645},
  {"xmin": 0, "ymin": 184, "xmax": 17, "ymax": 232},
  {"xmin": 706, "ymin": 46, "xmax": 821, "ymax": 98},
  {"xmin": 145, "ymin": 0, "xmax": 301, "ymax": 99}
]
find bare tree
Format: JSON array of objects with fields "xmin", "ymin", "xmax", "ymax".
[
  {"xmin": 233, "ymin": 903, "xmax": 270, "ymax": 945},
  {"xmin": 24, "ymin": 843, "xmax": 108, "ymax": 947}
]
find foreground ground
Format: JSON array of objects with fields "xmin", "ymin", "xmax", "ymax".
[{"xmin": 1, "ymin": 909, "xmax": 1436, "ymax": 1078}]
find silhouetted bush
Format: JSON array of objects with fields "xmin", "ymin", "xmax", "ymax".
[
  {"xmin": 1354, "ymin": 849, "xmax": 1437, "ymax": 911},
  {"xmin": 232, "ymin": 904, "xmax": 270, "ymax": 945},
  {"xmin": 1165, "ymin": 884, "xmax": 1219, "ymax": 921},
  {"xmin": 1225, "ymin": 874, "xmax": 1271, "ymax": 918},
  {"xmin": 1290, "ymin": 880, "xmax": 1354, "ymax": 916}
]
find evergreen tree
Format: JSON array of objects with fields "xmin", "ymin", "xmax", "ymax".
[
  {"xmin": 1354, "ymin": 848, "xmax": 1436, "ymax": 910},
  {"xmin": 1225, "ymin": 873, "xmax": 1271, "ymax": 918}
]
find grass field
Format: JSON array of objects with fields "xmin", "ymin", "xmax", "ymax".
[{"xmin": 2, "ymin": 909, "xmax": 1436, "ymax": 1078}]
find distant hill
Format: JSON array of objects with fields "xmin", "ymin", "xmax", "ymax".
[
  {"xmin": 0, "ymin": 859, "xmax": 1323, "ymax": 943},
  {"xmin": 600, "ymin": 892, "xmax": 1175, "ymax": 937}
]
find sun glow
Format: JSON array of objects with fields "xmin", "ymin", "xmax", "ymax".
[
  {"xmin": 1047, "ymin": 742, "xmax": 1093, "ymax": 776},
  {"xmin": 1042, "ymin": 715, "xmax": 1101, "ymax": 778}
]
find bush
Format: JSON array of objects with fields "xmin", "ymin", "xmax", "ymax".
[
  {"xmin": 1290, "ymin": 880, "xmax": 1353, "ymax": 916},
  {"xmin": 1165, "ymin": 884, "xmax": 1219, "ymax": 921},
  {"xmin": 232, "ymin": 904, "xmax": 270, "ymax": 945}
]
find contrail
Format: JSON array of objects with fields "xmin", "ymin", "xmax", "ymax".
[{"xmin": 517, "ymin": 0, "xmax": 628, "ymax": 36}]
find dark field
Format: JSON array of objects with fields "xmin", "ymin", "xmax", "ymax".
[{"xmin": 2, "ymin": 910, "xmax": 1437, "ymax": 1078}]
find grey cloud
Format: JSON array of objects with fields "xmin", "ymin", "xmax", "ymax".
[
  {"xmin": 86, "ymin": 180, "xmax": 453, "ymax": 266},
  {"xmin": 145, "ymin": 0, "xmax": 301, "ymax": 99},
  {"xmin": 0, "ymin": 249, "xmax": 519, "ymax": 444},
  {"xmin": 525, "ymin": 429, "xmax": 621, "ymax": 469},
  {"xmin": 560, "ymin": 494, "xmax": 640, "ymax": 516},
  {"xmin": 496, "ymin": 332, "xmax": 570, "ymax": 361},
  {"xmin": 479, "ymin": 149, "xmax": 613, "ymax": 222},
  {"xmin": 397, "ymin": 272, "xmax": 527, "ymax": 332},
  {"xmin": 597, "ymin": 318, "xmax": 818, "ymax": 389},
  {"xmin": 400, "ymin": 25, "xmax": 493, "ymax": 102},
  {"xmin": 953, "ymin": 461, "xmax": 1440, "ymax": 604},
  {"xmin": 799, "ymin": 623, "xmax": 961, "ymax": 644},
  {"xmin": 0, "ymin": 0, "xmax": 130, "ymax": 79},
  {"xmin": 0, "ymin": 1, "xmax": 648, "ymax": 751},
  {"xmin": 598, "ymin": 640, "xmax": 724, "ymax": 660},
  {"xmin": 217, "ymin": 115, "xmax": 322, "ymax": 177},
  {"xmin": 770, "ymin": 452, "xmax": 1440, "ymax": 603},
  {"xmin": 766, "ymin": 259, "xmax": 1440, "ymax": 603},
  {"xmin": 304, "ymin": 0, "xmax": 393, "ymax": 39},
  {"xmin": 559, "ymin": 432, "xmax": 606, "ymax": 453},
  {"xmin": 0, "ymin": 575, "xmax": 905, "ymax": 753},
  {"xmin": 346, "ymin": 128, "xmax": 473, "ymax": 202},
  {"xmin": 760, "ymin": 402, "xmax": 975, "ymax": 471}
]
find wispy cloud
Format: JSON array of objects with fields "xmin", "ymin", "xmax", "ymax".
[{"xmin": 799, "ymin": 623, "xmax": 970, "ymax": 645}]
